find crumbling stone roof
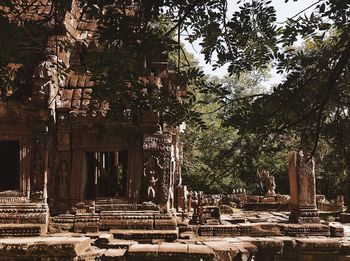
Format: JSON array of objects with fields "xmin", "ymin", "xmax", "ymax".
[
  {"xmin": 76, "ymin": 21, "xmax": 97, "ymax": 32},
  {"xmin": 57, "ymin": 74, "xmax": 108, "ymax": 115}
]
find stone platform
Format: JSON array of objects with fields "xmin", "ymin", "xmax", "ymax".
[
  {"xmin": 50, "ymin": 211, "xmax": 177, "ymax": 233},
  {"xmin": 0, "ymin": 195, "xmax": 49, "ymax": 236},
  {"xmin": 0, "ymin": 236, "xmax": 91, "ymax": 260},
  {"xmin": 49, "ymin": 204, "xmax": 178, "ymax": 243},
  {"xmin": 2, "ymin": 210, "xmax": 350, "ymax": 260},
  {"xmin": 0, "ymin": 234, "xmax": 350, "ymax": 261}
]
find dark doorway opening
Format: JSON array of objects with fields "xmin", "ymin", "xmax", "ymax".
[
  {"xmin": 0, "ymin": 140, "xmax": 20, "ymax": 191},
  {"xmin": 85, "ymin": 150, "xmax": 128, "ymax": 199}
]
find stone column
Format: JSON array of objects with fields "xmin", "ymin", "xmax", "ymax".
[
  {"xmin": 288, "ymin": 151, "xmax": 320, "ymax": 223},
  {"xmin": 143, "ymin": 133, "xmax": 172, "ymax": 213}
]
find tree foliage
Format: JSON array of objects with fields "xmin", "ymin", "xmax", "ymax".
[
  {"xmin": 2, "ymin": 1, "xmax": 350, "ymax": 197},
  {"xmin": 1, "ymin": 1, "xmax": 349, "ymax": 130},
  {"xmin": 183, "ymin": 72, "xmax": 292, "ymax": 194}
]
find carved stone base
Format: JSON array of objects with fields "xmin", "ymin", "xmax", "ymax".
[
  {"xmin": 198, "ymin": 226, "xmax": 213, "ymax": 236},
  {"xmin": 154, "ymin": 214, "xmax": 177, "ymax": 230},
  {"xmin": 49, "ymin": 214, "xmax": 75, "ymax": 232},
  {"xmin": 73, "ymin": 214, "xmax": 100, "ymax": 233},
  {"xmin": 100, "ymin": 212, "xmax": 154, "ymax": 230},
  {"xmin": 281, "ymin": 224, "xmax": 330, "ymax": 237},
  {"xmin": 0, "ymin": 198, "xmax": 49, "ymax": 235},
  {"xmin": 289, "ymin": 207, "xmax": 320, "ymax": 224},
  {"xmin": 0, "ymin": 224, "xmax": 43, "ymax": 237},
  {"xmin": 99, "ymin": 212, "xmax": 176, "ymax": 231}
]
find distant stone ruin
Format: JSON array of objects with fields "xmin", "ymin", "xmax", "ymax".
[{"xmin": 257, "ymin": 169, "xmax": 276, "ymax": 196}]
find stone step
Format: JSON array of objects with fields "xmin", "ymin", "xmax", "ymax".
[
  {"xmin": 96, "ymin": 203, "xmax": 160, "ymax": 212},
  {"xmin": 0, "ymin": 204, "xmax": 48, "ymax": 212},
  {"xmin": 102, "ymin": 249, "xmax": 127, "ymax": 260},
  {"xmin": 100, "ymin": 218, "xmax": 153, "ymax": 230},
  {"xmin": 100, "ymin": 210, "xmax": 160, "ymax": 216},
  {"xmin": 52, "ymin": 213, "xmax": 75, "ymax": 223},
  {"xmin": 51, "ymin": 212, "xmax": 176, "ymax": 232},
  {"xmin": 106, "ymin": 239, "xmax": 138, "ymax": 249},
  {"xmin": 110, "ymin": 229, "xmax": 178, "ymax": 243},
  {"xmin": 127, "ymin": 243, "xmax": 216, "ymax": 261},
  {"xmin": 100, "ymin": 213, "xmax": 176, "ymax": 230},
  {"xmin": 78, "ymin": 247, "xmax": 127, "ymax": 261},
  {"xmin": 95, "ymin": 198, "xmax": 129, "ymax": 205},
  {"xmin": 94, "ymin": 233, "xmax": 115, "ymax": 246},
  {"xmin": 0, "ymin": 236, "xmax": 91, "ymax": 259},
  {"xmin": 94, "ymin": 234, "xmax": 138, "ymax": 249},
  {"xmin": 197, "ymin": 223, "xmax": 331, "ymax": 237}
]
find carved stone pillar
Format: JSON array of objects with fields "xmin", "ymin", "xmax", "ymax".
[
  {"xmin": 143, "ymin": 133, "xmax": 172, "ymax": 213},
  {"xmin": 288, "ymin": 151, "xmax": 320, "ymax": 223}
]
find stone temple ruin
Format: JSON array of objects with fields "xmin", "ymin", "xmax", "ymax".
[
  {"xmin": 0, "ymin": 0, "xmax": 182, "ymax": 227},
  {"xmin": 1, "ymin": 1, "xmax": 350, "ymax": 260}
]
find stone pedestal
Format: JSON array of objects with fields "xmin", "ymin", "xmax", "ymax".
[{"xmin": 288, "ymin": 151, "xmax": 320, "ymax": 223}]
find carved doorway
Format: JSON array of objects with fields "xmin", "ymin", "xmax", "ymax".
[
  {"xmin": 84, "ymin": 150, "xmax": 128, "ymax": 199},
  {"xmin": 0, "ymin": 140, "xmax": 20, "ymax": 191}
]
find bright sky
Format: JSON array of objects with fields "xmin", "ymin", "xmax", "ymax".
[{"xmin": 184, "ymin": 0, "xmax": 316, "ymax": 84}]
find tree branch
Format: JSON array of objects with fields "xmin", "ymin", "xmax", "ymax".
[
  {"xmin": 308, "ymin": 37, "xmax": 350, "ymax": 159},
  {"xmin": 277, "ymin": 0, "xmax": 322, "ymax": 24},
  {"xmin": 160, "ymin": 0, "xmax": 207, "ymax": 40}
]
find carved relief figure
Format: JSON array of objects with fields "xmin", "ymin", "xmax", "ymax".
[
  {"xmin": 31, "ymin": 151, "xmax": 44, "ymax": 192},
  {"xmin": 143, "ymin": 156, "xmax": 163, "ymax": 202},
  {"xmin": 191, "ymin": 191, "xmax": 199, "ymax": 215},
  {"xmin": 32, "ymin": 55, "xmax": 61, "ymax": 120},
  {"xmin": 147, "ymin": 174, "xmax": 158, "ymax": 200},
  {"xmin": 174, "ymin": 161, "xmax": 182, "ymax": 187},
  {"xmin": 57, "ymin": 160, "xmax": 69, "ymax": 201},
  {"xmin": 257, "ymin": 169, "xmax": 276, "ymax": 196}
]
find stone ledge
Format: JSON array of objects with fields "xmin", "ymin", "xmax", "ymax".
[
  {"xmin": 128, "ymin": 243, "xmax": 218, "ymax": 260},
  {"xmin": 0, "ymin": 236, "xmax": 349, "ymax": 260},
  {"xmin": 295, "ymin": 238, "xmax": 342, "ymax": 252},
  {"xmin": 158, "ymin": 242, "xmax": 188, "ymax": 258},
  {"xmin": 197, "ymin": 223, "xmax": 330, "ymax": 237},
  {"xmin": 238, "ymin": 237, "xmax": 284, "ymax": 254},
  {"xmin": 0, "ymin": 224, "xmax": 44, "ymax": 237},
  {"xmin": 110, "ymin": 229, "xmax": 178, "ymax": 243},
  {"xmin": 128, "ymin": 244, "xmax": 159, "ymax": 257},
  {"xmin": 0, "ymin": 236, "xmax": 91, "ymax": 258},
  {"xmin": 103, "ymin": 248, "xmax": 127, "ymax": 261},
  {"xmin": 280, "ymin": 223, "xmax": 330, "ymax": 236}
]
